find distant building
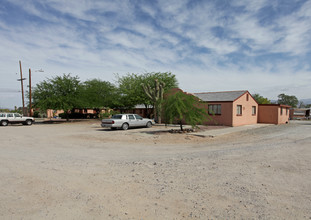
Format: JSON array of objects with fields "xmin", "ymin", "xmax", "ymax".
[{"xmin": 289, "ymin": 108, "xmax": 311, "ymax": 120}]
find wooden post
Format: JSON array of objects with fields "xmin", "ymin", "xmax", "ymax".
[{"xmin": 18, "ymin": 60, "xmax": 26, "ymax": 115}]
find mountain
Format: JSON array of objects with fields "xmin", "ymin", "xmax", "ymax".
[{"xmin": 300, "ymin": 98, "xmax": 311, "ymax": 105}]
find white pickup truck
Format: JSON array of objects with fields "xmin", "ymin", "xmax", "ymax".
[
  {"xmin": 101, "ymin": 114, "xmax": 154, "ymax": 130},
  {"xmin": 0, "ymin": 112, "xmax": 35, "ymax": 126}
]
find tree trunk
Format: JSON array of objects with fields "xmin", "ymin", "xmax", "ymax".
[
  {"xmin": 179, "ymin": 121, "xmax": 183, "ymax": 131},
  {"xmin": 153, "ymin": 103, "xmax": 157, "ymax": 123}
]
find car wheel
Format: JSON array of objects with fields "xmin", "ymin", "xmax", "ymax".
[
  {"xmin": 1, "ymin": 120, "xmax": 8, "ymax": 126},
  {"xmin": 25, "ymin": 120, "xmax": 32, "ymax": 125},
  {"xmin": 121, "ymin": 123, "xmax": 129, "ymax": 130},
  {"xmin": 146, "ymin": 121, "xmax": 152, "ymax": 128}
]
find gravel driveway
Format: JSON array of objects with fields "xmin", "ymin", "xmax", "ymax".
[{"xmin": 0, "ymin": 120, "xmax": 310, "ymax": 219}]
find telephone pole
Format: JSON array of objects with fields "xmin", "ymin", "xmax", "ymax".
[
  {"xmin": 17, "ymin": 60, "xmax": 26, "ymax": 115},
  {"xmin": 29, "ymin": 68, "xmax": 32, "ymax": 116}
]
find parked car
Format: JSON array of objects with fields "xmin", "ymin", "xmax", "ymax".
[
  {"xmin": 101, "ymin": 114, "xmax": 154, "ymax": 130},
  {"xmin": 0, "ymin": 113, "xmax": 35, "ymax": 126}
]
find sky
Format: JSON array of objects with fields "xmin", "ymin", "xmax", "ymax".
[{"xmin": 0, "ymin": 0, "xmax": 311, "ymax": 109}]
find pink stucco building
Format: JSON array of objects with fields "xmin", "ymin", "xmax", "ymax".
[{"xmin": 194, "ymin": 90, "xmax": 258, "ymax": 127}]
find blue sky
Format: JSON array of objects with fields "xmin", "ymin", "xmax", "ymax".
[{"xmin": 0, "ymin": 0, "xmax": 311, "ymax": 108}]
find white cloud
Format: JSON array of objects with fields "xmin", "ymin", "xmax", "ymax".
[{"xmin": 0, "ymin": 0, "xmax": 310, "ymax": 108}]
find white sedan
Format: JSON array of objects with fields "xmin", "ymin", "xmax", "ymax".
[{"xmin": 101, "ymin": 114, "xmax": 154, "ymax": 130}]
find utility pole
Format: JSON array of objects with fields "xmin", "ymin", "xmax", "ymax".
[
  {"xmin": 17, "ymin": 60, "xmax": 26, "ymax": 115},
  {"xmin": 29, "ymin": 68, "xmax": 32, "ymax": 117}
]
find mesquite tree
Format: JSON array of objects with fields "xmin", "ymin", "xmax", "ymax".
[
  {"xmin": 142, "ymin": 79, "xmax": 165, "ymax": 123},
  {"xmin": 163, "ymin": 89, "xmax": 210, "ymax": 131}
]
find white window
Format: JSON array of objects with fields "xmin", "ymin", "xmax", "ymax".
[
  {"xmin": 208, "ymin": 104, "xmax": 221, "ymax": 115},
  {"xmin": 252, "ymin": 106, "xmax": 256, "ymax": 115},
  {"xmin": 237, "ymin": 105, "xmax": 242, "ymax": 115}
]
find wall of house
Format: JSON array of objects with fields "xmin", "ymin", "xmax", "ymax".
[
  {"xmin": 277, "ymin": 106, "xmax": 290, "ymax": 124},
  {"xmin": 258, "ymin": 105, "xmax": 278, "ymax": 124},
  {"xmin": 203, "ymin": 102, "xmax": 233, "ymax": 126},
  {"xmin": 232, "ymin": 92, "xmax": 258, "ymax": 126}
]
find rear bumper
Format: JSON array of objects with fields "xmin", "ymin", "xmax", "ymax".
[{"xmin": 101, "ymin": 123, "xmax": 119, "ymax": 128}]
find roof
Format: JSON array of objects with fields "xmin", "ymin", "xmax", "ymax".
[
  {"xmin": 292, "ymin": 108, "xmax": 311, "ymax": 111},
  {"xmin": 259, "ymin": 104, "xmax": 291, "ymax": 108},
  {"xmin": 193, "ymin": 90, "xmax": 248, "ymax": 102}
]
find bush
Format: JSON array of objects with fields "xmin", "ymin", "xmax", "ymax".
[{"xmin": 33, "ymin": 111, "xmax": 40, "ymax": 118}]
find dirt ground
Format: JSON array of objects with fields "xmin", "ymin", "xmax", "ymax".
[{"xmin": 0, "ymin": 120, "xmax": 310, "ymax": 219}]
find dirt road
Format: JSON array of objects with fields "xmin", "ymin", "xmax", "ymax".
[{"xmin": 0, "ymin": 120, "xmax": 310, "ymax": 219}]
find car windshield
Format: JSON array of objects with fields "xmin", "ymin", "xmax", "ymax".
[{"xmin": 111, "ymin": 115, "xmax": 122, "ymax": 119}]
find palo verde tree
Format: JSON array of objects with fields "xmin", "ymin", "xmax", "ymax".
[
  {"xmin": 32, "ymin": 74, "xmax": 81, "ymax": 120},
  {"xmin": 277, "ymin": 93, "xmax": 298, "ymax": 107},
  {"xmin": 163, "ymin": 89, "xmax": 210, "ymax": 131}
]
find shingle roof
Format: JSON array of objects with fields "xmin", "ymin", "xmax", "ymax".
[{"xmin": 193, "ymin": 90, "xmax": 248, "ymax": 102}]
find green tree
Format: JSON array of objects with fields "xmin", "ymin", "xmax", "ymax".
[
  {"xmin": 79, "ymin": 79, "xmax": 119, "ymax": 109},
  {"xmin": 115, "ymin": 73, "xmax": 146, "ymax": 109},
  {"xmin": 32, "ymin": 74, "xmax": 81, "ymax": 120},
  {"xmin": 163, "ymin": 89, "xmax": 210, "ymax": 131},
  {"xmin": 252, "ymin": 93, "xmax": 271, "ymax": 104},
  {"xmin": 277, "ymin": 93, "xmax": 299, "ymax": 107}
]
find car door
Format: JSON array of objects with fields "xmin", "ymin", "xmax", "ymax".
[
  {"xmin": 13, "ymin": 113, "xmax": 23, "ymax": 123},
  {"xmin": 134, "ymin": 114, "xmax": 145, "ymax": 126},
  {"xmin": 127, "ymin": 114, "xmax": 138, "ymax": 127},
  {"xmin": 7, "ymin": 113, "xmax": 15, "ymax": 123}
]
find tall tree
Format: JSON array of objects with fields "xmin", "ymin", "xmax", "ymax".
[
  {"xmin": 32, "ymin": 74, "xmax": 81, "ymax": 120},
  {"xmin": 277, "ymin": 93, "xmax": 298, "ymax": 107},
  {"xmin": 79, "ymin": 79, "xmax": 119, "ymax": 109},
  {"xmin": 115, "ymin": 73, "xmax": 146, "ymax": 109},
  {"xmin": 163, "ymin": 89, "xmax": 210, "ymax": 131},
  {"xmin": 252, "ymin": 93, "xmax": 271, "ymax": 104}
]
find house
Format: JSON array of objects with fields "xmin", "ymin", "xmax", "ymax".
[
  {"xmin": 258, "ymin": 104, "xmax": 291, "ymax": 124},
  {"xmin": 194, "ymin": 90, "xmax": 258, "ymax": 127},
  {"xmin": 289, "ymin": 108, "xmax": 311, "ymax": 120}
]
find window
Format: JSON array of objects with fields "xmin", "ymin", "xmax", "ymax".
[
  {"xmin": 208, "ymin": 104, "xmax": 221, "ymax": 115},
  {"xmin": 128, "ymin": 115, "xmax": 135, "ymax": 120},
  {"xmin": 252, "ymin": 106, "xmax": 256, "ymax": 115},
  {"xmin": 135, "ymin": 114, "xmax": 143, "ymax": 120},
  {"xmin": 246, "ymin": 94, "xmax": 249, "ymax": 101},
  {"xmin": 7, "ymin": 113, "xmax": 14, "ymax": 117},
  {"xmin": 281, "ymin": 107, "xmax": 283, "ymax": 115},
  {"xmin": 286, "ymin": 108, "xmax": 288, "ymax": 115},
  {"xmin": 237, "ymin": 105, "xmax": 242, "ymax": 115},
  {"xmin": 111, "ymin": 115, "xmax": 122, "ymax": 119}
]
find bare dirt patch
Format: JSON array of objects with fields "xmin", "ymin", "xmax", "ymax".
[{"xmin": 0, "ymin": 120, "xmax": 310, "ymax": 219}]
